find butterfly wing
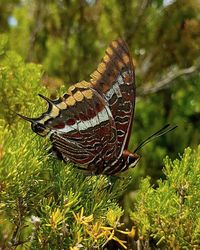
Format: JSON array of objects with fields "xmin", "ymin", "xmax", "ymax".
[
  {"xmin": 32, "ymin": 82, "xmax": 118, "ymax": 172},
  {"xmin": 90, "ymin": 39, "xmax": 135, "ymax": 157},
  {"xmin": 19, "ymin": 39, "xmax": 135, "ymax": 174}
]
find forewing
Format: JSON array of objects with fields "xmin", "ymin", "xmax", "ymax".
[
  {"xmin": 90, "ymin": 39, "xmax": 135, "ymax": 156},
  {"xmin": 33, "ymin": 81, "xmax": 118, "ymax": 167}
]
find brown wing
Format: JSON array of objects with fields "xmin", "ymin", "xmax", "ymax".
[
  {"xmin": 90, "ymin": 39, "xmax": 135, "ymax": 156},
  {"xmin": 32, "ymin": 81, "xmax": 118, "ymax": 170},
  {"xmin": 19, "ymin": 39, "xmax": 134, "ymax": 174}
]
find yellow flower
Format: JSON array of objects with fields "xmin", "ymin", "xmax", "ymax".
[
  {"xmin": 46, "ymin": 208, "xmax": 64, "ymax": 229},
  {"xmin": 87, "ymin": 223, "xmax": 128, "ymax": 249},
  {"xmin": 101, "ymin": 227, "xmax": 128, "ymax": 249},
  {"xmin": 86, "ymin": 222, "xmax": 108, "ymax": 241},
  {"xmin": 73, "ymin": 207, "xmax": 93, "ymax": 226},
  {"xmin": 72, "ymin": 208, "xmax": 129, "ymax": 249}
]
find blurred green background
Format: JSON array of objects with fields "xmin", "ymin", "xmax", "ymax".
[{"xmin": 0, "ymin": 0, "xmax": 200, "ymax": 198}]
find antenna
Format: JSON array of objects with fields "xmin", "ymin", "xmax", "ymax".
[{"xmin": 133, "ymin": 124, "xmax": 177, "ymax": 153}]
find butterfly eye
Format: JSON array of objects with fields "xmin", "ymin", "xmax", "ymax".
[{"xmin": 31, "ymin": 123, "xmax": 48, "ymax": 136}]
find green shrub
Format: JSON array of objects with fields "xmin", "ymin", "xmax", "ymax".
[{"xmin": 131, "ymin": 146, "xmax": 200, "ymax": 249}]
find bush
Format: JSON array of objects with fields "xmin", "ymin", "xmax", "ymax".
[{"xmin": 131, "ymin": 146, "xmax": 200, "ymax": 249}]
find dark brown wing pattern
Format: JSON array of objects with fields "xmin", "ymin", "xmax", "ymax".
[
  {"xmin": 50, "ymin": 86, "xmax": 118, "ymax": 173},
  {"xmin": 90, "ymin": 39, "xmax": 135, "ymax": 156},
  {"xmin": 20, "ymin": 80, "xmax": 118, "ymax": 173},
  {"xmin": 18, "ymin": 39, "xmax": 137, "ymax": 175}
]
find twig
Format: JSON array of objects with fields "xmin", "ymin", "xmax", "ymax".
[{"xmin": 137, "ymin": 61, "xmax": 200, "ymax": 96}]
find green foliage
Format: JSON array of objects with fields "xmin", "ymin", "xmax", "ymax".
[
  {"xmin": 131, "ymin": 146, "xmax": 200, "ymax": 249},
  {"xmin": 0, "ymin": 44, "xmax": 132, "ymax": 249},
  {"xmin": 0, "ymin": 34, "xmax": 44, "ymax": 126}
]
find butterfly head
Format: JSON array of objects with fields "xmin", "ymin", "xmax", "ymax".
[
  {"xmin": 17, "ymin": 113, "xmax": 50, "ymax": 137},
  {"xmin": 31, "ymin": 122, "xmax": 49, "ymax": 137}
]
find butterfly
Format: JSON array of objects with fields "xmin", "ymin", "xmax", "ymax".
[{"xmin": 18, "ymin": 39, "xmax": 176, "ymax": 175}]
